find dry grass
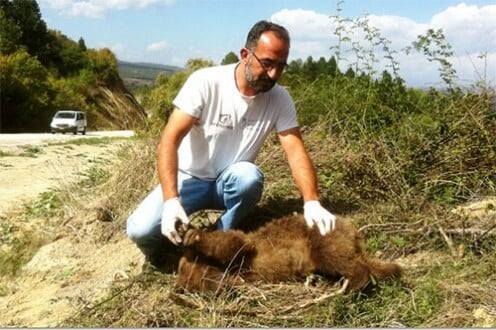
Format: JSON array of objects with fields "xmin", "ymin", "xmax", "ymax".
[
  {"xmin": 3, "ymin": 88, "xmax": 495, "ymax": 327},
  {"xmin": 54, "ymin": 122, "xmax": 496, "ymax": 328},
  {"xmin": 61, "ymin": 248, "xmax": 495, "ymax": 328}
]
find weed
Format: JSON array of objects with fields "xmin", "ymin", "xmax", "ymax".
[
  {"xmin": 20, "ymin": 146, "xmax": 42, "ymax": 157},
  {"xmin": 81, "ymin": 166, "xmax": 111, "ymax": 187},
  {"xmin": 21, "ymin": 191, "xmax": 63, "ymax": 219},
  {"xmin": 46, "ymin": 136, "xmax": 121, "ymax": 147},
  {"xmin": 55, "ymin": 267, "xmax": 77, "ymax": 281},
  {"xmin": 0, "ymin": 227, "xmax": 48, "ymax": 277}
]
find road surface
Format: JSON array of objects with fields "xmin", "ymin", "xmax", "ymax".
[
  {"xmin": 0, "ymin": 130, "xmax": 134, "ymax": 148},
  {"xmin": 0, "ymin": 130, "xmax": 134, "ymax": 213}
]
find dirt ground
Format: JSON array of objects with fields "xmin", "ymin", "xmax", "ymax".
[
  {"xmin": 0, "ymin": 136, "xmax": 494, "ymax": 327},
  {"xmin": 0, "ymin": 137, "xmax": 144, "ymax": 327}
]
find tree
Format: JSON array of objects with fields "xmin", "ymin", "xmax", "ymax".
[
  {"xmin": 285, "ymin": 58, "xmax": 303, "ymax": 75},
  {"xmin": 0, "ymin": 8, "xmax": 22, "ymax": 54},
  {"xmin": 0, "ymin": 50, "xmax": 54, "ymax": 132},
  {"xmin": 87, "ymin": 48, "xmax": 119, "ymax": 84},
  {"xmin": 146, "ymin": 58, "xmax": 214, "ymax": 133},
  {"xmin": 0, "ymin": 0, "xmax": 52, "ymax": 65},
  {"xmin": 315, "ymin": 56, "xmax": 328, "ymax": 75},
  {"xmin": 344, "ymin": 67, "xmax": 355, "ymax": 78},
  {"xmin": 50, "ymin": 31, "xmax": 89, "ymax": 76},
  {"xmin": 185, "ymin": 58, "xmax": 215, "ymax": 72},
  {"xmin": 327, "ymin": 56, "xmax": 339, "ymax": 77},
  {"xmin": 301, "ymin": 56, "xmax": 318, "ymax": 81},
  {"xmin": 147, "ymin": 70, "xmax": 188, "ymax": 133},
  {"xmin": 221, "ymin": 51, "xmax": 239, "ymax": 65},
  {"xmin": 0, "ymin": 0, "xmax": 135, "ymax": 133},
  {"xmin": 78, "ymin": 37, "xmax": 87, "ymax": 52}
]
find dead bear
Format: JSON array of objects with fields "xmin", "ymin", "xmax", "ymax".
[{"xmin": 176, "ymin": 214, "xmax": 402, "ymax": 293}]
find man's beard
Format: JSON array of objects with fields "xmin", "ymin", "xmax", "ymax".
[{"xmin": 245, "ymin": 63, "xmax": 277, "ymax": 93}]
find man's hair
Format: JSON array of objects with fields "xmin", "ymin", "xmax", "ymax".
[{"xmin": 245, "ymin": 20, "xmax": 290, "ymax": 49}]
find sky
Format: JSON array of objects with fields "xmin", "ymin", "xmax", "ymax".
[{"xmin": 37, "ymin": 0, "xmax": 496, "ymax": 88}]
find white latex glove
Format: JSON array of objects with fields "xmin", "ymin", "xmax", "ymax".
[
  {"xmin": 161, "ymin": 197, "xmax": 189, "ymax": 245},
  {"xmin": 303, "ymin": 200, "xmax": 336, "ymax": 235}
]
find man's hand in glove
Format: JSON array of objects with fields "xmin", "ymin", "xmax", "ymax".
[
  {"xmin": 161, "ymin": 197, "xmax": 189, "ymax": 245},
  {"xmin": 303, "ymin": 200, "xmax": 336, "ymax": 235}
]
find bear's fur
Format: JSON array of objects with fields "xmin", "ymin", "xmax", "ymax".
[{"xmin": 176, "ymin": 215, "xmax": 402, "ymax": 293}]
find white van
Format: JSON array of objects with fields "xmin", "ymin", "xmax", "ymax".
[{"xmin": 50, "ymin": 110, "xmax": 87, "ymax": 135}]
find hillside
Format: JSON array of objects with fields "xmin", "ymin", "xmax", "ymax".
[
  {"xmin": 0, "ymin": 0, "xmax": 148, "ymax": 133},
  {"xmin": 118, "ymin": 61, "xmax": 182, "ymax": 88},
  {"xmin": 85, "ymin": 81, "xmax": 147, "ymax": 129}
]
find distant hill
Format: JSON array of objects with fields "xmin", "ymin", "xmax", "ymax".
[{"xmin": 118, "ymin": 61, "xmax": 182, "ymax": 88}]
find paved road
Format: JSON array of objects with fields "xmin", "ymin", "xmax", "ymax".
[{"xmin": 0, "ymin": 130, "xmax": 134, "ymax": 147}]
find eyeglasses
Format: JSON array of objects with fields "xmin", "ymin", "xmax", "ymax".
[{"xmin": 250, "ymin": 50, "xmax": 287, "ymax": 72}]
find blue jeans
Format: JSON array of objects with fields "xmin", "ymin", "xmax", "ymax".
[{"xmin": 126, "ymin": 161, "xmax": 264, "ymax": 259}]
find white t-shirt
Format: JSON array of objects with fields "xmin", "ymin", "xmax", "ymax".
[{"xmin": 173, "ymin": 63, "xmax": 298, "ymax": 180}]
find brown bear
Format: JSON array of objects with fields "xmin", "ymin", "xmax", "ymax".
[{"xmin": 176, "ymin": 214, "xmax": 402, "ymax": 293}]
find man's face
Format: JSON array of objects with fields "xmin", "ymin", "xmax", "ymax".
[
  {"xmin": 245, "ymin": 55, "xmax": 278, "ymax": 93},
  {"xmin": 243, "ymin": 31, "xmax": 289, "ymax": 94}
]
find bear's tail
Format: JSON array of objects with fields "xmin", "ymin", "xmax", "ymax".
[{"xmin": 365, "ymin": 256, "xmax": 402, "ymax": 280}]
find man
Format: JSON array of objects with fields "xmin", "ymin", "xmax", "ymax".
[{"xmin": 127, "ymin": 20, "xmax": 336, "ymax": 268}]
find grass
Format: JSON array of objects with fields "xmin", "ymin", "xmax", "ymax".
[
  {"xmin": 0, "ymin": 146, "xmax": 43, "ymax": 158},
  {"xmin": 0, "ymin": 190, "xmax": 64, "ymax": 280},
  {"xmin": 5, "ymin": 92, "xmax": 496, "ymax": 327},
  {"xmin": 60, "ymin": 250, "xmax": 494, "ymax": 328},
  {"xmin": 0, "ymin": 137, "xmax": 120, "ymax": 159},
  {"xmin": 19, "ymin": 146, "xmax": 43, "ymax": 157},
  {"xmin": 46, "ymin": 136, "xmax": 125, "ymax": 147},
  {"xmin": 53, "ymin": 102, "xmax": 493, "ymax": 327},
  {"xmin": 21, "ymin": 191, "xmax": 64, "ymax": 219},
  {"xmin": 0, "ymin": 223, "xmax": 48, "ymax": 278},
  {"xmin": 1, "ymin": 85, "xmax": 495, "ymax": 328},
  {"xmin": 0, "ymin": 138, "xmax": 125, "ymax": 279}
]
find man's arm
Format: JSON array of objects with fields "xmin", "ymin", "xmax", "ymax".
[
  {"xmin": 157, "ymin": 108, "xmax": 197, "ymax": 201},
  {"xmin": 277, "ymin": 126, "xmax": 319, "ymax": 202},
  {"xmin": 278, "ymin": 126, "xmax": 336, "ymax": 234},
  {"xmin": 157, "ymin": 108, "xmax": 197, "ymax": 245}
]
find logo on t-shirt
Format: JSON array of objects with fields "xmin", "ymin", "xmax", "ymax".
[{"xmin": 215, "ymin": 114, "xmax": 233, "ymax": 129}]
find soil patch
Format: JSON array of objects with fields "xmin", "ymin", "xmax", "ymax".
[{"xmin": 0, "ymin": 140, "xmax": 144, "ymax": 327}]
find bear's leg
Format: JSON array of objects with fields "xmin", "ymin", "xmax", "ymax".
[
  {"xmin": 340, "ymin": 258, "xmax": 371, "ymax": 292},
  {"xmin": 176, "ymin": 252, "xmax": 245, "ymax": 293},
  {"xmin": 315, "ymin": 256, "xmax": 370, "ymax": 293},
  {"xmin": 311, "ymin": 234, "xmax": 370, "ymax": 292}
]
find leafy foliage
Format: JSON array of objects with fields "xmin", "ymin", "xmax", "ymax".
[
  {"xmin": 0, "ymin": 0, "xmax": 52, "ymax": 63},
  {"xmin": 405, "ymin": 28, "xmax": 458, "ymax": 91},
  {"xmin": 0, "ymin": 0, "xmax": 126, "ymax": 132},
  {"xmin": 139, "ymin": 58, "xmax": 215, "ymax": 135},
  {"xmin": 221, "ymin": 51, "xmax": 239, "ymax": 65},
  {"xmin": 0, "ymin": 50, "xmax": 54, "ymax": 131}
]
